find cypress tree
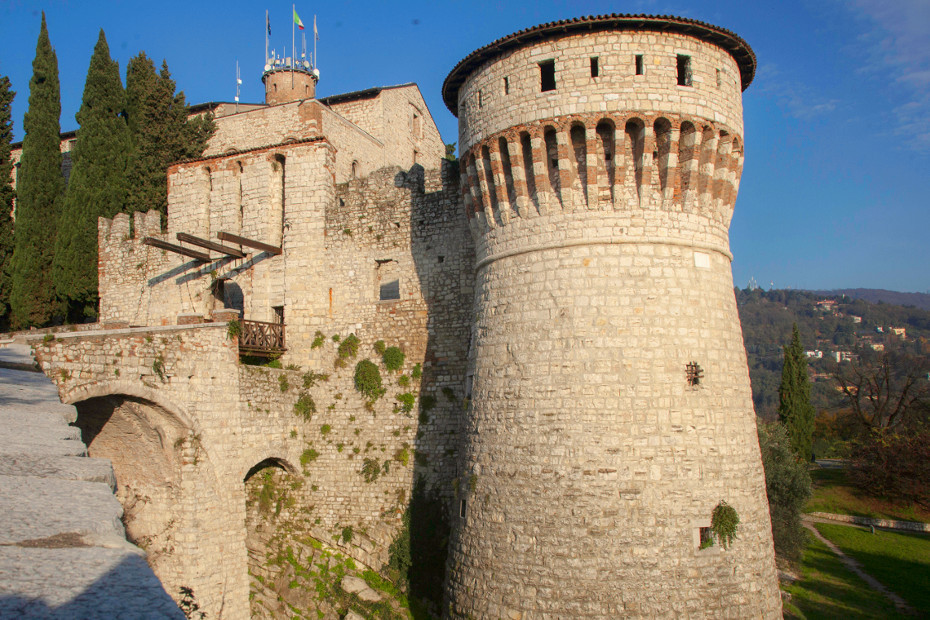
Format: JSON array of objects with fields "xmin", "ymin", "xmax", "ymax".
[
  {"xmin": 125, "ymin": 54, "xmax": 214, "ymax": 220},
  {"xmin": 53, "ymin": 30, "xmax": 131, "ymax": 321},
  {"xmin": 0, "ymin": 74, "xmax": 14, "ymax": 327},
  {"xmin": 9, "ymin": 13, "xmax": 63, "ymax": 328},
  {"xmin": 777, "ymin": 323, "xmax": 816, "ymax": 461}
]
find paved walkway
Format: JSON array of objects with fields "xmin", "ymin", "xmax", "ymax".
[
  {"xmin": 802, "ymin": 517, "xmax": 915, "ymax": 616},
  {"xmin": 0, "ymin": 342, "xmax": 183, "ymax": 619}
]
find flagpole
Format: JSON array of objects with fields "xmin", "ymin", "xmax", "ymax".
[
  {"xmin": 265, "ymin": 9, "xmax": 269, "ymax": 64},
  {"xmin": 314, "ymin": 15, "xmax": 318, "ymax": 71},
  {"xmin": 291, "ymin": 4, "xmax": 295, "ymax": 88}
]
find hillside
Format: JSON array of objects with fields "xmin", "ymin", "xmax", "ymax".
[
  {"xmin": 736, "ymin": 288, "xmax": 930, "ymax": 420},
  {"xmin": 811, "ymin": 288, "xmax": 930, "ymax": 311}
]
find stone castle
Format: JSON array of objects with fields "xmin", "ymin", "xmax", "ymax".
[{"xmin": 28, "ymin": 13, "xmax": 780, "ymax": 619}]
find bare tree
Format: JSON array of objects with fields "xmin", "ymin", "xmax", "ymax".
[{"xmin": 833, "ymin": 347, "xmax": 930, "ymax": 430}]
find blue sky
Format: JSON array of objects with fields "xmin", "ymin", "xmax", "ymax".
[{"xmin": 1, "ymin": 1, "xmax": 928, "ymax": 293}]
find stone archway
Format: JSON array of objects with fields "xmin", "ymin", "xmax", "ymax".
[{"xmin": 70, "ymin": 393, "xmax": 236, "ymax": 618}]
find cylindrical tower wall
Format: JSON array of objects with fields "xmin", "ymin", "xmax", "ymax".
[
  {"xmin": 443, "ymin": 16, "xmax": 780, "ymax": 619},
  {"xmin": 262, "ymin": 69, "xmax": 318, "ymax": 105}
]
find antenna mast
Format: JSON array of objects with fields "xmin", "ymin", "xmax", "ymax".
[
  {"xmin": 235, "ymin": 61, "xmax": 241, "ymax": 112},
  {"xmin": 265, "ymin": 9, "xmax": 269, "ymax": 64}
]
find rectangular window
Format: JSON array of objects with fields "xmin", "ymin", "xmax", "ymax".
[
  {"xmin": 716, "ymin": 68, "xmax": 722, "ymax": 88},
  {"xmin": 635, "ymin": 54, "xmax": 644, "ymax": 75},
  {"xmin": 677, "ymin": 55, "xmax": 693, "ymax": 86},
  {"xmin": 272, "ymin": 306, "xmax": 284, "ymax": 324},
  {"xmin": 478, "ymin": 89, "xmax": 483, "ymax": 109},
  {"xmin": 503, "ymin": 76, "xmax": 509, "ymax": 95},
  {"xmin": 380, "ymin": 280, "xmax": 400, "ymax": 301},
  {"xmin": 460, "ymin": 499, "xmax": 467, "ymax": 518},
  {"xmin": 539, "ymin": 60, "xmax": 556, "ymax": 92},
  {"xmin": 590, "ymin": 57, "xmax": 599, "ymax": 78}
]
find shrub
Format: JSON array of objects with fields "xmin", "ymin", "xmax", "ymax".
[
  {"xmin": 394, "ymin": 447, "xmax": 410, "ymax": 466},
  {"xmin": 354, "ymin": 360, "xmax": 384, "ymax": 401},
  {"xmin": 850, "ymin": 425, "xmax": 930, "ymax": 508},
  {"xmin": 320, "ymin": 424, "xmax": 331, "ymax": 436},
  {"xmin": 300, "ymin": 448, "xmax": 319, "ymax": 466},
  {"xmin": 711, "ymin": 501, "xmax": 739, "ymax": 549},
  {"xmin": 442, "ymin": 386, "xmax": 455, "ymax": 402},
  {"xmin": 382, "ymin": 346, "xmax": 405, "ymax": 371},
  {"xmin": 278, "ymin": 374, "xmax": 289, "ymax": 392},
  {"xmin": 397, "ymin": 392, "xmax": 416, "ymax": 414},
  {"xmin": 338, "ymin": 333, "xmax": 360, "ymax": 359},
  {"xmin": 341, "ymin": 526, "xmax": 353, "ymax": 543},
  {"xmin": 758, "ymin": 421, "xmax": 812, "ymax": 562},
  {"xmin": 398, "ymin": 374, "xmax": 410, "ymax": 387},
  {"xmin": 361, "ymin": 457, "xmax": 382, "ymax": 482},
  {"xmin": 294, "ymin": 393, "xmax": 316, "ymax": 420},
  {"xmin": 226, "ymin": 319, "xmax": 241, "ymax": 340},
  {"xmin": 411, "ymin": 363, "xmax": 422, "ymax": 380},
  {"xmin": 311, "ymin": 331, "xmax": 325, "ymax": 349},
  {"xmin": 374, "ymin": 340, "xmax": 386, "ymax": 355},
  {"xmin": 302, "ymin": 371, "xmax": 328, "ymax": 389}
]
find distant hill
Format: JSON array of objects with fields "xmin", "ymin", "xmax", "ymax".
[
  {"xmin": 736, "ymin": 288, "xmax": 930, "ymax": 420},
  {"xmin": 810, "ymin": 289, "xmax": 930, "ymax": 311}
]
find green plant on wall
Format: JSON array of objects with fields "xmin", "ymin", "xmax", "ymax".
[
  {"xmin": 354, "ymin": 360, "xmax": 384, "ymax": 401},
  {"xmin": 226, "ymin": 319, "xmax": 241, "ymax": 340},
  {"xmin": 152, "ymin": 354, "xmax": 166, "ymax": 381},
  {"xmin": 361, "ymin": 457, "xmax": 382, "ymax": 482},
  {"xmin": 711, "ymin": 501, "xmax": 740, "ymax": 549},
  {"xmin": 311, "ymin": 331, "xmax": 325, "ymax": 348},
  {"xmin": 382, "ymin": 346, "xmax": 405, "ymax": 371},
  {"xmin": 294, "ymin": 392, "xmax": 316, "ymax": 420},
  {"xmin": 396, "ymin": 392, "xmax": 416, "ymax": 414},
  {"xmin": 374, "ymin": 340, "xmax": 386, "ymax": 355},
  {"xmin": 338, "ymin": 333, "xmax": 360, "ymax": 359}
]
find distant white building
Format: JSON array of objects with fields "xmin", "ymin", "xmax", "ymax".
[{"xmin": 805, "ymin": 350, "xmax": 823, "ymax": 359}]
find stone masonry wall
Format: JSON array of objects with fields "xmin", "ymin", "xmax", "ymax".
[{"xmin": 455, "ymin": 30, "xmax": 744, "ymax": 153}]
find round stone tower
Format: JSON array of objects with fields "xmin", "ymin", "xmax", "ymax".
[
  {"xmin": 262, "ymin": 62, "xmax": 319, "ymax": 105},
  {"xmin": 442, "ymin": 14, "xmax": 781, "ymax": 618}
]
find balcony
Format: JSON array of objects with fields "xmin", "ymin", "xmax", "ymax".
[{"xmin": 239, "ymin": 320, "xmax": 286, "ymax": 356}]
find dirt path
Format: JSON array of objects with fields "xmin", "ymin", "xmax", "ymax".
[{"xmin": 802, "ymin": 518, "xmax": 916, "ymax": 616}]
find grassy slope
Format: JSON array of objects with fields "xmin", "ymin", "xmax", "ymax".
[
  {"xmin": 814, "ymin": 523, "xmax": 930, "ymax": 614},
  {"xmin": 784, "ymin": 532, "xmax": 903, "ymax": 619},
  {"xmin": 806, "ymin": 468, "xmax": 930, "ymax": 523}
]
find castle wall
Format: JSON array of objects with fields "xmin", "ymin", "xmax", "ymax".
[
  {"xmin": 455, "ymin": 31, "xmax": 744, "ymax": 154},
  {"xmin": 98, "ymin": 139, "xmax": 332, "ymax": 329}
]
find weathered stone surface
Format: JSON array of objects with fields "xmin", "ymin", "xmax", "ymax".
[{"xmin": 0, "ymin": 344, "xmax": 181, "ymax": 618}]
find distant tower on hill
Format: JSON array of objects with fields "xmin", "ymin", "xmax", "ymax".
[{"xmin": 442, "ymin": 14, "xmax": 782, "ymax": 618}]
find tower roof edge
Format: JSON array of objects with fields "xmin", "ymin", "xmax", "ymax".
[{"xmin": 441, "ymin": 13, "xmax": 756, "ymax": 116}]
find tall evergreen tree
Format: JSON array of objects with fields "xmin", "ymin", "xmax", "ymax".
[
  {"xmin": 9, "ymin": 13, "xmax": 63, "ymax": 328},
  {"xmin": 125, "ymin": 54, "xmax": 214, "ymax": 220},
  {"xmin": 53, "ymin": 30, "xmax": 131, "ymax": 321},
  {"xmin": 778, "ymin": 323, "xmax": 816, "ymax": 461},
  {"xmin": 0, "ymin": 74, "xmax": 15, "ymax": 327}
]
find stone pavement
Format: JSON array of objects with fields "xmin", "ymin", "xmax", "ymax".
[{"xmin": 0, "ymin": 342, "xmax": 183, "ymax": 619}]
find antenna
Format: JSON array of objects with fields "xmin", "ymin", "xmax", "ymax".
[
  {"xmin": 235, "ymin": 61, "xmax": 241, "ymax": 112},
  {"xmin": 301, "ymin": 32, "xmax": 306, "ymax": 59}
]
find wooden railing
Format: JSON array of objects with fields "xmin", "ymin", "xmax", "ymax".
[{"xmin": 239, "ymin": 320, "xmax": 285, "ymax": 355}]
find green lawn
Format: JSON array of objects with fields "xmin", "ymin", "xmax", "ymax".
[
  {"xmin": 784, "ymin": 532, "xmax": 903, "ymax": 619},
  {"xmin": 806, "ymin": 467, "xmax": 930, "ymax": 523},
  {"xmin": 814, "ymin": 523, "xmax": 930, "ymax": 614}
]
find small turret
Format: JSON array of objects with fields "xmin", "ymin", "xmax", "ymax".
[{"xmin": 262, "ymin": 57, "xmax": 319, "ymax": 105}]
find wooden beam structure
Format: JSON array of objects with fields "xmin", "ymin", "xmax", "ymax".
[
  {"xmin": 176, "ymin": 232, "xmax": 246, "ymax": 258},
  {"xmin": 143, "ymin": 237, "xmax": 211, "ymax": 262},
  {"xmin": 217, "ymin": 231, "xmax": 282, "ymax": 256}
]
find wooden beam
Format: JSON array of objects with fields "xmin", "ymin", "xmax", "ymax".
[
  {"xmin": 176, "ymin": 232, "xmax": 246, "ymax": 258},
  {"xmin": 143, "ymin": 237, "xmax": 211, "ymax": 262},
  {"xmin": 217, "ymin": 231, "xmax": 282, "ymax": 256}
]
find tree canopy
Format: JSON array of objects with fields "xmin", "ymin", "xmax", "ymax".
[
  {"xmin": 9, "ymin": 13, "xmax": 63, "ymax": 328},
  {"xmin": 0, "ymin": 74, "xmax": 15, "ymax": 327},
  {"xmin": 124, "ymin": 53, "xmax": 214, "ymax": 220},
  {"xmin": 52, "ymin": 29, "xmax": 132, "ymax": 321},
  {"xmin": 778, "ymin": 323, "xmax": 816, "ymax": 460}
]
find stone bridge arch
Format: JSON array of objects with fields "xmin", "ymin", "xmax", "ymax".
[{"xmin": 63, "ymin": 380, "xmax": 246, "ymax": 619}]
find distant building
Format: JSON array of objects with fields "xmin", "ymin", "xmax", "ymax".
[
  {"xmin": 850, "ymin": 315, "xmax": 862, "ymax": 323},
  {"xmin": 805, "ymin": 349, "xmax": 823, "ymax": 359}
]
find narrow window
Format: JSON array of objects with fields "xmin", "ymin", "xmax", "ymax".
[
  {"xmin": 539, "ymin": 60, "xmax": 556, "ymax": 92},
  {"xmin": 635, "ymin": 54, "xmax": 644, "ymax": 76},
  {"xmin": 351, "ymin": 161, "xmax": 358, "ymax": 179},
  {"xmin": 413, "ymin": 150, "xmax": 419, "ymax": 165},
  {"xmin": 503, "ymin": 76, "xmax": 510, "ymax": 95},
  {"xmin": 377, "ymin": 259, "xmax": 400, "ymax": 301},
  {"xmin": 677, "ymin": 55, "xmax": 693, "ymax": 86},
  {"xmin": 272, "ymin": 306, "xmax": 284, "ymax": 324},
  {"xmin": 590, "ymin": 57, "xmax": 599, "ymax": 78},
  {"xmin": 478, "ymin": 89, "xmax": 483, "ymax": 109},
  {"xmin": 460, "ymin": 499, "xmax": 467, "ymax": 518},
  {"xmin": 699, "ymin": 527, "xmax": 714, "ymax": 549},
  {"xmin": 716, "ymin": 68, "xmax": 722, "ymax": 88}
]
